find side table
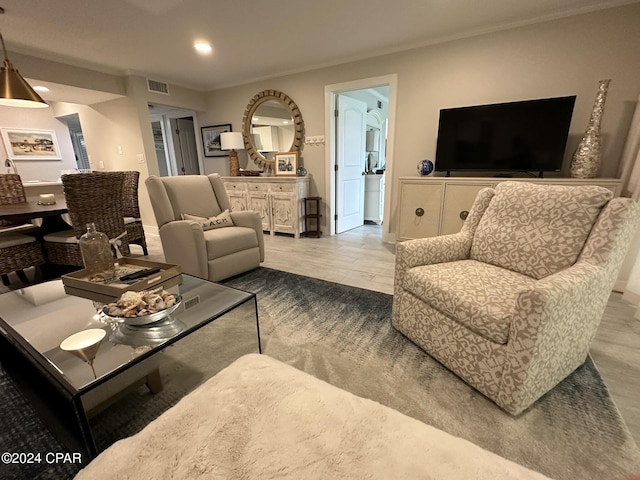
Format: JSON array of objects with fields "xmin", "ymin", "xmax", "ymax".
[{"xmin": 303, "ymin": 197, "xmax": 322, "ymax": 238}]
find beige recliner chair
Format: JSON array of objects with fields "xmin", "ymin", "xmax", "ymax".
[
  {"xmin": 146, "ymin": 174, "xmax": 264, "ymax": 282},
  {"xmin": 393, "ymin": 181, "xmax": 640, "ymax": 415}
]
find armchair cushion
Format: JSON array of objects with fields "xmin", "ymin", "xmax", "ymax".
[
  {"xmin": 470, "ymin": 182, "xmax": 612, "ymax": 279},
  {"xmin": 404, "ymin": 260, "xmax": 535, "ymax": 344},
  {"xmin": 204, "ymin": 226, "xmax": 259, "ymax": 260},
  {"xmin": 182, "ymin": 210, "xmax": 235, "ymax": 230}
]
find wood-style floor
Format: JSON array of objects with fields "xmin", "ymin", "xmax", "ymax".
[
  {"xmin": 260, "ymin": 225, "xmax": 640, "ymax": 445},
  {"xmin": 12, "ymin": 225, "xmax": 637, "ymax": 444}
]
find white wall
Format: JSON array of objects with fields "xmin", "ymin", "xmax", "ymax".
[
  {"xmin": 0, "ymin": 106, "xmax": 78, "ymax": 180},
  {"xmin": 52, "ymin": 97, "xmax": 157, "ymax": 231},
  {"xmin": 201, "ymin": 4, "xmax": 640, "ymax": 234}
]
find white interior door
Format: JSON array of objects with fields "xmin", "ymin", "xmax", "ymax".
[{"xmin": 336, "ymin": 94, "xmax": 367, "ymax": 233}]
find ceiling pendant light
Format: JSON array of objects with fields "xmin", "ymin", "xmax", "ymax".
[{"xmin": 0, "ymin": 24, "xmax": 48, "ymax": 108}]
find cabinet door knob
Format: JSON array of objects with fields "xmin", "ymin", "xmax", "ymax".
[
  {"xmin": 415, "ymin": 208, "xmax": 425, "ymax": 217},
  {"xmin": 459, "ymin": 210, "xmax": 469, "ymax": 220}
]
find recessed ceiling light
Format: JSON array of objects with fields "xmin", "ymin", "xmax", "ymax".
[
  {"xmin": 33, "ymin": 86, "xmax": 50, "ymax": 92},
  {"xmin": 194, "ymin": 41, "xmax": 212, "ymax": 54}
]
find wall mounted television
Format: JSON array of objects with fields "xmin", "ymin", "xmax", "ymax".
[{"xmin": 435, "ymin": 95, "xmax": 576, "ymax": 177}]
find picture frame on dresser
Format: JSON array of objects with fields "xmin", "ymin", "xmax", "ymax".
[
  {"xmin": 1, "ymin": 128, "xmax": 62, "ymax": 160},
  {"xmin": 201, "ymin": 124, "xmax": 232, "ymax": 157},
  {"xmin": 275, "ymin": 152, "xmax": 298, "ymax": 176}
]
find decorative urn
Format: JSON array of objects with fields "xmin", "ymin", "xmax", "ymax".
[{"xmin": 417, "ymin": 159, "xmax": 434, "ymax": 176}]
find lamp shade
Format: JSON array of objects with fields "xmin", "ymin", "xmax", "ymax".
[
  {"xmin": 0, "ymin": 30, "xmax": 48, "ymax": 108},
  {"xmin": 0, "ymin": 65, "xmax": 48, "ymax": 108},
  {"xmin": 220, "ymin": 131, "xmax": 244, "ymax": 151},
  {"xmin": 60, "ymin": 329, "xmax": 106, "ymax": 364}
]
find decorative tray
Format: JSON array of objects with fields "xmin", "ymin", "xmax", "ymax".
[
  {"xmin": 62, "ymin": 258, "xmax": 182, "ymax": 303},
  {"xmin": 239, "ymin": 170, "xmax": 261, "ymax": 176}
]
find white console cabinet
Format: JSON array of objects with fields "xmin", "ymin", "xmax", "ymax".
[
  {"xmin": 397, "ymin": 176, "xmax": 623, "ymax": 241},
  {"xmin": 223, "ymin": 176, "xmax": 310, "ymax": 238}
]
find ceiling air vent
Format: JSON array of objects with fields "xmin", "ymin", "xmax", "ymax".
[{"xmin": 147, "ymin": 79, "xmax": 170, "ymax": 95}]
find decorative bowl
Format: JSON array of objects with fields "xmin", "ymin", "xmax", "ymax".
[
  {"xmin": 111, "ymin": 318, "xmax": 187, "ymax": 346},
  {"xmin": 417, "ymin": 159, "xmax": 434, "ymax": 176},
  {"xmin": 102, "ymin": 296, "xmax": 182, "ymax": 326}
]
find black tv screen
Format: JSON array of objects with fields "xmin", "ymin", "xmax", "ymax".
[{"xmin": 435, "ymin": 96, "xmax": 576, "ymax": 174}]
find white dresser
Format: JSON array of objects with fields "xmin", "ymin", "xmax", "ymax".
[
  {"xmin": 364, "ymin": 174, "xmax": 385, "ymax": 225},
  {"xmin": 223, "ymin": 176, "xmax": 310, "ymax": 238},
  {"xmin": 397, "ymin": 176, "xmax": 623, "ymax": 241}
]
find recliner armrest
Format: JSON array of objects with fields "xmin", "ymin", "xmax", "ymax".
[
  {"xmin": 159, "ymin": 220, "xmax": 208, "ymax": 279},
  {"xmin": 501, "ymin": 260, "xmax": 611, "ymax": 411},
  {"xmin": 229, "ymin": 211, "xmax": 264, "ymax": 262},
  {"xmin": 395, "ymin": 233, "xmax": 472, "ymax": 290},
  {"xmin": 512, "ymin": 260, "xmax": 606, "ymax": 342},
  {"xmin": 396, "ymin": 233, "xmax": 471, "ymax": 269}
]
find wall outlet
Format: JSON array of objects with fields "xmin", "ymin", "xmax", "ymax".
[
  {"xmin": 98, "ymin": 161, "xmax": 105, "ymax": 170},
  {"xmin": 117, "ymin": 145, "xmax": 123, "ymax": 155},
  {"xmin": 136, "ymin": 153, "xmax": 145, "ymax": 164}
]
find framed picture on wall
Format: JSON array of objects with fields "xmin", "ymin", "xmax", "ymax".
[
  {"xmin": 201, "ymin": 124, "xmax": 232, "ymax": 157},
  {"xmin": 274, "ymin": 152, "xmax": 298, "ymax": 176},
  {"xmin": 1, "ymin": 128, "xmax": 62, "ymax": 160}
]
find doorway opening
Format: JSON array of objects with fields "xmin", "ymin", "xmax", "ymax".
[
  {"xmin": 324, "ymin": 75, "xmax": 397, "ymax": 243},
  {"xmin": 148, "ymin": 104, "xmax": 203, "ymax": 176},
  {"xmin": 59, "ymin": 113, "xmax": 89, "ymax": 170}
]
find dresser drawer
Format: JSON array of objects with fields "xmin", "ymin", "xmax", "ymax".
[
  {"xmin": 225, "ymin": 182, "xmax": 247, "ymax": 191},
  {"xmin": 269, "ymin": 183, "xmax": 295, "ymax": 193},
  {"xmin": 248, "ymin": 183, "xmax": 269, "ymax": 192}
]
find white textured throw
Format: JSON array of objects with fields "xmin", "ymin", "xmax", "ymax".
[{"xmin": 75, "ymin": 354, "xmax": 551, "ymax": 480}]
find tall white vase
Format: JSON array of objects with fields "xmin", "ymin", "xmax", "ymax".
[{"xmin": 570, "ymin": 79, "xmax": 611, "ymax": 178}]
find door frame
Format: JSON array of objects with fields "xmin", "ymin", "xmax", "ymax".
[
  {"xmin": 149, "ymin": 105, "xmax": 205, "ymax": 176},
  {"xmin": 324, "ymin": 74, "xmax": 398, "ymax": 243}
]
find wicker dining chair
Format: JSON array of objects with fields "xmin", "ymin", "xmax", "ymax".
[
  {"xmin": 0, "ymin": 173, "xmax": 37, "ymax": 230},
  {"xmin": 43, "ymin": 172, "xmax": 130, "ymax": 267},
  {"xmin": 0, "ymin": 174, "xmax": 45, "ymax": 285},
  {"xmin": 122, "ymin": 170, "xmax": 148, "ymax": 255}
]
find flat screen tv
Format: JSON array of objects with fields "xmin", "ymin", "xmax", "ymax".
[{"xmin": 434, "ymin": 95, "xmax": 576, "ymax": 176}]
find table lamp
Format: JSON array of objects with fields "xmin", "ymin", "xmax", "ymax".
[
  {"xmin": 221, "ymin": 132, "xmax": 244, "ymax": 176},
  {"xmin": 60, "ymin": 328, "xmax": 106, "ymax": 379}
]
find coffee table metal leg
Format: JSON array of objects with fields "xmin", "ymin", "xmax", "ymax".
[{"xmin": 0, "ymin": 333, "xmax": 97, "ymax": 463}]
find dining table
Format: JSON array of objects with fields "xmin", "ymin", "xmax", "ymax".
[
  {"xmin": 0, "ymin": 195, "xmax": 73, "ymax": 279},
  {"xmin": 0, "ymin": 194, "xmax": 69, "ymax": 234}
]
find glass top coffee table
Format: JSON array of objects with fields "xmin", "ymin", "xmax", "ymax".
[{"xmin": 0, "ymin": 274, "xmax": 260, "ymax": 461}]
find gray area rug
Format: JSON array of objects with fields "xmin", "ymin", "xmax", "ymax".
[
  {"xmin": 223, "ymin": 267, "xmax": 640, "ymax": 480},
  {"xmin": 2, "ymin": 267, "xmax": 640, "ymax": 479}
]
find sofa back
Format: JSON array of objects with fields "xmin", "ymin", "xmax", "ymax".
[
  {"xmin": 470, "ymin": 181, "xmax": 613, "ymax": 279},
  {"xmin": 145, "ymin": 174, "xmax": 231, "ymax": 228}
]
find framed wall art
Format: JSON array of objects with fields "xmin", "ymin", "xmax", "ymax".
[
  {"xmin": 274, "ymin": 152, "xmax": 298, "ymax": 176},
  {"xmin": 1, "ymin": 128, "xmax": 62, "ymax": 160},
  {"xmin": 201, "ymin": 124, "xmax": 232, "ymax": 157}
]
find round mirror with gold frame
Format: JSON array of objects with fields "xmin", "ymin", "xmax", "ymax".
[{"xmin": 242, "ymin": 90, "xmax": 304, "ymax": 170}]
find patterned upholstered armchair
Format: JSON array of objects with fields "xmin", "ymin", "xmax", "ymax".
[{"xmin": 392, "ymin": 181, "xmax": 640, "ymax": 415}]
